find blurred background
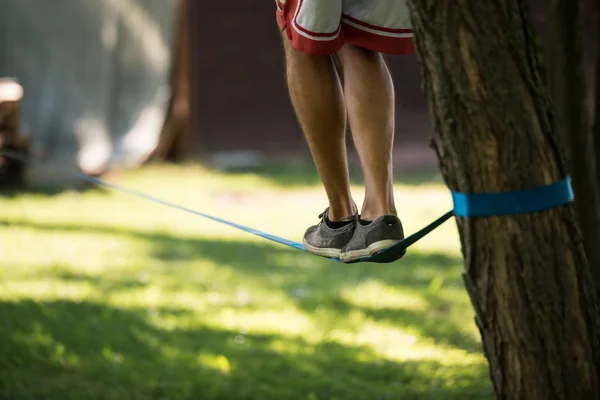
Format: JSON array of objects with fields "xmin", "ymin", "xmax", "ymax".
[
  {"xmin": 0, "ymin": 1, "xmax": 596, "ymax": 399},
  {"xmin": 1, "ymin": 0, "xmax": 438, "ymax": 187},
  {"xmin": 1, "ymin": 0, "xmax": 596, "ymax": 183}
]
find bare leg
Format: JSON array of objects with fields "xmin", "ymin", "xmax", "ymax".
[
  {"xmin": 336, "ymin": 45, "xmax": 397, "ymax": 221},
  {"xmin": 281, "ymin": 34, "xmax": 355, "ymax": 220}
]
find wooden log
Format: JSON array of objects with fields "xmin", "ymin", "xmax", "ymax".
[
  {"xmin": 147, "ymin": 0, "xmax": 191, "ymax": 163},
  {"xmin": 0, "ymin": 78, "xmax": 29, "ymax": 188}
]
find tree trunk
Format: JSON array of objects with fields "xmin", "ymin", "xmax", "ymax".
[
  {"xmin": 547, "ymin": 0, "xmax": 600, "ymax": 291},
  {"xmin": 0, "ymin": 79, "xmax": 28, "ymax": 189},
  {"xmin": 595, "ymin": 0, "xmax": 600, "ymax": 192},
  {"xmin": 407, "ymin": 1, "xmax": 600, "ymax": 398},
  {"xmin": 148, "ymin": 0, "xmax": 191, "ymax": 163}
]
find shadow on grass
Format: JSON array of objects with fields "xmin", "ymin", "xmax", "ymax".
[
  {"xmin": 0, "ymin": 299, "xmax": 492, "ymax": 400},
  {"xmin": 4, "ymin": 218, "xmax": 479, "ymax": 354},
  {"xmin": 3, "ymin": 218, "xmax": 491, "ymax": 398},
  {"xmin": 0, "ymin": 181, "xmax": 110, "ymax": 199}
]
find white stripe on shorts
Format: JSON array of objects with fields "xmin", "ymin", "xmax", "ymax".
[{"xmin": 292, "ymin": 0, "xmax": 342, "ymax": 41}]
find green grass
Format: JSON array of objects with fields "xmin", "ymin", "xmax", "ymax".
[
  {"xmin": 207, "ymin": 160, "xmax": 444, "ymax": 188},
  {"xmin": 0, "ymin": 163, "xmax": 492, "ymax": 400}
]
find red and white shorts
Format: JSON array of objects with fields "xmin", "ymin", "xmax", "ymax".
[{"xmin": 276, "ymin": 0, "xmax": 415, "ymax": 55}]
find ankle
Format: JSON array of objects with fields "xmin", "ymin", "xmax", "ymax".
[
  {"xmin": 360, "ymin": 204, "xmax": 397, "ymax": 221},
  {"xmin": 328, "ymin": 200, "xmax": 357, "ymax": 221}
]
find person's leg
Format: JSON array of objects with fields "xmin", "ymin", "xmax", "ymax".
[
  {"xmin": 334, "ymin": 0, "xmax": 415, "ymax": 262},
  {"xmin": 333, "ymin": 45, "xmax": 406, "ymax": 263},
  {"xmin": 336, "ymin": 45, "xmax": 397, "ymax": 221},
  {"xmin": 281, "ymin": 34, "xmax": 355, "ymax": 221},
  {"xmin": 275, "ymin": 0, "xmax": 359, "ymax": 258}
]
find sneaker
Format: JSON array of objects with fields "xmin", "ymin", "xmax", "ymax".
[
  {"xmin": 340, "ymin": 215, "xmax": 405, "ymax": 263},
  {"xmin": 302, "ymin": 208, "xmax": 357, "ymax": 259}
]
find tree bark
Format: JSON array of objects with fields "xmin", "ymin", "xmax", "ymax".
[
  {"xmin": 547, "ymin": 0, "xmax": 600, "ymax": 291},
  {"xmin": 407, "ymin": 1, "xmax": 600, "ymax": 398},
  {"xmin": 595, "ymin": 0, "xmax": 600, "ymax": 192}
]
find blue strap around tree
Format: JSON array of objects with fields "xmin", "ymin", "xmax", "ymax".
[{"xmin": 451, "ymin": 177, "xmax": 574, "ymax": 217}]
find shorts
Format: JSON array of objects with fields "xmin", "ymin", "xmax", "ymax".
[{"xmin": 276, "ymin": 0, "xmax": 416, "ymax": 56}]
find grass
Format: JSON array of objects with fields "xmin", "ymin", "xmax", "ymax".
[
  {"xmin": 207, "ymin": 160, "xmax": 444, "ymax": 189},
  {"xmin": 0, "ymin": 162, "xmax": 492, "ymax": 400}
]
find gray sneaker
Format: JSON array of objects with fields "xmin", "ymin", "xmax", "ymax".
[
  {"xmin": 340, "ymin": 215, "xmax": 405, "ymax": 263},
  {"xmin": 303, "ymin": 208, "xmax": 357, "ymax": 259}
]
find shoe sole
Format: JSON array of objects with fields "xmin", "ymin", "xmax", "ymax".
[
  {"xmin": 340, "ymin": 239, "xmax": 402, "ymax": 263},
  {"xmin": 302, "ymin": 238, "xmax": 342, "ymax": 259}
]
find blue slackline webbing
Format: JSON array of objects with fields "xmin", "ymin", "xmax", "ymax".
[
  {"xmin": 1, "ymin": 149, "xmax": 452, "ymax": 262},
  {"xmin": 0, "ymin": 149, "xmax": 307, "ymax": 251},
  {"xmin": 0, "ymin": 150, "xmax": 575, "ymax": 263}
]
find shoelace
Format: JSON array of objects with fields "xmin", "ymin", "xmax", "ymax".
[{"xmin": 317, "ymin": 208, "xmax": 356, "ymax": 235}]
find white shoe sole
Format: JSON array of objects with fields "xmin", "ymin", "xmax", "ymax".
[
  {"xmin": 302, "ymin": 239, "xmax": 342, "ymax": 259},
  {"xmin": 340, "ymin": 239, "xmax": 401, "ymax": 263}
]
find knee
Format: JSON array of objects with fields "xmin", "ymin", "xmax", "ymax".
[
  {"xmin": 338, "ymin": 44, "xmax": 380, "ymax": 61},
  {"xmin": 336, "ymin": 44, "xmax": 383, "ymax": 72},
  {"xmin": 282, "ymin": 35, "xmax": 332, "ymax": 62}
]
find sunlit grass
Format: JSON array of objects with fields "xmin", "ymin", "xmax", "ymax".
[{"xmin": 0, "ymin": 163, "xmax": 492, "ymax": 399}]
